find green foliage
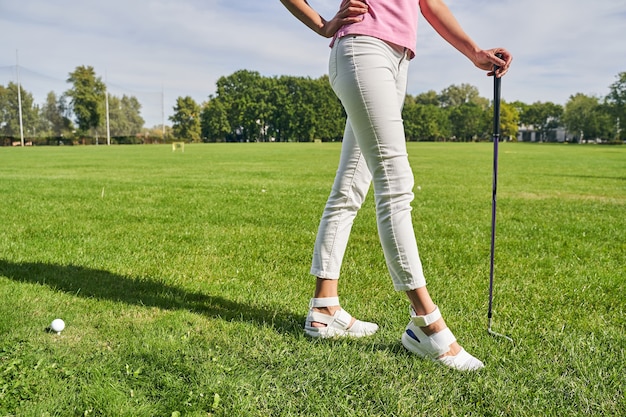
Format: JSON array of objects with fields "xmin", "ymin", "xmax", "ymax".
[
  {"xmin": 2, "ymin": 66, "xmax": 626, "ymax": 144},
  {"xmin": 402, "ymin": 100, "xmax": 450, "ymax": 141},
  {"xmin": 200, "ymin": 75, "xmax": 525, "ymax": 143},
  {"xmin": 0, "ymin": 143, "xmax": 624, "ymax": 416},
  {"xmin": 413, "ymin": 89, "xmax": 440, "ymax": 106},
  {"xmin": 0, "ymin": 82, "xmax": 38, "ymax": 139},
  {"xmin": 215, "ymin": 70, "xmax": 272, "ymax": 142},
  {"xmin": 563, "ymin": 93, "xmax": 612, "ymax": 142},
  {"xmin": 170, "ymin": 96, "xmax": 201, "ymax": 142},
  {"xmin": 604, "ymin": 71, "xmax": 626, "ymax": 141},
  {"xmin": 448, "ymin": 102, "xmax": 485, "ymax": 141},
  {"xmin": 106, "ymin": 94, "xmax": 145, "ymax": 139},
  {"xmin": 205, "ymin": 71, "xmax": 344, "ymax": 142},
  {"xmin": 201, "ymin": 95, "xmax": 230, "ymax": 142},
  {"xmin": 439, "ymin": 83, "xmax": 488, "ymax": 108},
  {"xmin": 38, "ymin": 91, "xmax": 74, "ymax": 140},
  {"xmin": 519, "ymin": 101, "xmax": 564, "ymax": 140},
  {"xmin": 488, "ymin": 101, "xmax": 520, "ymax": 141},
  {"xmin": 65, "ymin": 65, "xmax": 106, "ymax": 135}
]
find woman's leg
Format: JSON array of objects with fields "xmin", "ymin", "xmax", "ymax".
[
  {"xmin": 331, "ymin": 35, "xmax": 424, "ymax": 292},
  {"xmin": 310, "ymin": 119, "xmax": 371, "ymax": 281},
  {"xmin": 329, "ymin": 36, "xmax": 481, "ymax": 368},
  {"xmin": 307, "ymin": 118, "xmax": 376, "ymax": 332}
]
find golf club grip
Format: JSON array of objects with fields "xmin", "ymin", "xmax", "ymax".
[
  {"xmin": 494, "ymin": 52, "xmax": 504, "ymax": 70},
  {"xmin": 493, "ymin": 53, "xmax": 502, "ymax": 138}
]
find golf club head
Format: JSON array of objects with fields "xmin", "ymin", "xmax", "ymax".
[
  {"xmin": 488, "ymin": 316, "xmax": 513, "ymax": 342},
  {"xmin": 488, "ymin": 326, "xmax": 514, "ymax": 343}
]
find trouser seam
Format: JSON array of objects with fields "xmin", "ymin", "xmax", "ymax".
[{"xmin": 351, "ymin": 38, "xmax": 412, "ymax": 285}]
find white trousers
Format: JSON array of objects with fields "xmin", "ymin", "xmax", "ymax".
[{"xmin": 310, "ymin": 35, "xmax": 427, "ymax": 291}]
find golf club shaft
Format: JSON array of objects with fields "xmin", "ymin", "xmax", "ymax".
[{"xmin": 488, "ymin": 55, "xmax": 502, "ymax": 322}]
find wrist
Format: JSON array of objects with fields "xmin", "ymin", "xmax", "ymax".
[
  {"xmin": 316, "ymin": 19, "xmax": 334, "ymax": 38},
  {"xmin": 316, "ymin": 19, "xmax": 326, "ymax": 36}
]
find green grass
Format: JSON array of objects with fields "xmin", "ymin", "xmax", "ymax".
[{"xmin": 0, "ymin": 142, "xmax": 624, "ymax": 416}]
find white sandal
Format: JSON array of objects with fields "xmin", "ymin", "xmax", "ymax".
[
  {"xmin": 304, "ymin": 297, "xmax": 379, "ymax": 338},
  {"xmin": 401, "ymin": 306, "xmax": 484, "ymax": 371}
]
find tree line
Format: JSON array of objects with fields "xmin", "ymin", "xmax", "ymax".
[
  {"xmin": 175, "ymin": 69, "xmax": 625, "ymax": 144},
  {"xmin": 0, "ymin": 66, "xmax": 153, "ymax": 146},
  {"xmin": 2, "ymin": 66, "xmax": 625, "ymax": 145},
  {"xmin": 173, "ymin": 70, "xmax": 520, "ymax": 143}
]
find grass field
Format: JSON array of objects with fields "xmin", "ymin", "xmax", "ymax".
[{"xmin": 0, "ymin": 142, "xmax": 624, "ymax": 416}]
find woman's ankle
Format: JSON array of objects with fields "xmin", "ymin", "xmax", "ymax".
[
  {"xmin": 409, "ymin": 307, "xmax": 463, "ymax": 357},
  {"xmin": 419, "ymin": 317, "xmax": 446, "ymax": 336},
  {"xmin": 312, "ymin": 305, "xmax": 340, "ymax": 315}
]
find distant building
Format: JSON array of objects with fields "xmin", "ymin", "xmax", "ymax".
[{"xmin": 517, "ymin": 124, "xmax": 568, "ymax": 143}]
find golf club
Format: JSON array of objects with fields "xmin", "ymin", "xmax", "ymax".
[{"xmin": 488, "ymin": 53, "xmax": 513, "ymax": 343}]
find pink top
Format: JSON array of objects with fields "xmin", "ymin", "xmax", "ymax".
[{"xmin": 332, "ymin": 0, "xmax": 419, "ymax": 58}]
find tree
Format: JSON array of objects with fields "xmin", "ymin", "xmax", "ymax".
[
  {"xmin": 270, "ymin": 75, "xmax": 343, "ymax": 142},
  {"xmin": 499, "ymin": 101, "xmax": 520, "ymax": 141},
  {"xmin": 305, "ymin": 75, "xmax": 344, "ymax": 141},
  {"xmin": 65, "ymin": 66, "xmax": 106, "ymax": 137},
  {"xmin": 0, "ymin": 82, "xmax": 38, "ymax": 140},
  {"xmin": 413, "ymin": 90, "xmax": 440, "ymax": 106},
  {"xmin": 216, "ymin": 70, "xmax": 272, "ymax": 142},
  {"xmin": 439, "ymin": 83, "xmax": 488, "ymax": 108},
  {"xmin": 268, "ymin": 76, "xmax": 296, "ymax": 142},
  {"xmin": 605, "ymin": 71, "xmax": 626, "ymax": 141},
  {"xmin": 143, "ymin": 124, "xmax": 171, "ymax": 144},
  {"xmin": 483, "ymin": 100, "xmax": 519, "ymax": 141},
  {"xmin": 107, "ymin": 94, "xmax": 145, "ymax": 140},
  {"xmin": 510, "ymin": 101, "xmax": 529, "ymax": 122},
  {"xmin": 200, "ymin": 95, "xmax": 230, "ymax": 142},
  {"xmin": 170, "ymin": 96, "xmax": 201, "ymax": 142},
  {"xmin": 402, "ymin": 100, "xmax": 450, "ymax": 141},
  {"xmin": 563, "ymin": 93, "xmax": 611, "ymax": 142},
  {"xmin": 520, "ymin": 101, "xmax": 563, "ymax": 142},
  {"xmin": 39, "ymin": 91, "xmax": 73, "ymax": 140},
  {"xmin": 208, "ymin": 72, "xmax": 345, "ymax": 142},
  {"xmin": 270, "ymin": 75, "xmax": 316, "ymax": 141},
  {"xmin": 448, "ymin": 102, "xmax": 485, "ymax": 141}
]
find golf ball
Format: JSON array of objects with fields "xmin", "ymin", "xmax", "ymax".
[{"xmin": 50, "ymin": 318, "xmax": 65, "ymax": 333}]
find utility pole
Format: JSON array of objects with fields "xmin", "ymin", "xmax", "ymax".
[
  {"xmin": 16, "ymin": 50, "xmax": 24, "ymax": 146},
  {"xmin": 161, "ymin": 84, "xmax": 165, "ymax": 143},
  {"xmin": 105, "ymin": 71, "xmax": 110, "ymax": 145}
]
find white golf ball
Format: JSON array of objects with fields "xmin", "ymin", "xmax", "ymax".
[{"xmin": 50, "ymin": 318, "xmax": 65, "ymax": 333}]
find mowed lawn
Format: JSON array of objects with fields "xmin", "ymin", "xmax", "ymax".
[{"xmin": 0, "ymin": 142, "xmax": 624, "ymax": 416}]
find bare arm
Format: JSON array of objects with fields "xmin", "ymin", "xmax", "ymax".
[
  {"xmin": 279, "ymin": 0, "xmax": 369, "ymax": 38},
  {"xmin": 419, "ymin": 0, "xmax": 512, "ymax": 77}
]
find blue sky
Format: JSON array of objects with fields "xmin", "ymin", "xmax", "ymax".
[{"xmin": 1, "ymin": 0, "xmax": 625, "ymax": 127}]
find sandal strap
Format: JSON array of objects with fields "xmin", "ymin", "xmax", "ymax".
[
  {"xmin": 410, "ymin": 305, "xmax": 441, "ymax": 327},
  {"xmin": 332, "ymin": 309, "xmax": 353, "ymax": 329},
  {"xmin": 309, "ymin": 297, "xmax": 340, "ymax": 308},
  {"xmin": 307, "ymin": 311, "xmax": 332, "ymax": 325},
  {"xmin": 404, "ymin": 324, "xmax": 457, "ymax": 358},
  {"xmin": 307, "ymin": 308, "xmax": 353, "ymax": 330},
  {"xmin": 429, "ymin": 328, "xmax": 457, "ymax": 355}
]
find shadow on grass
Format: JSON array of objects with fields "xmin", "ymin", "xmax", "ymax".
[
  {"xmin": 0, "ymin": 259, "xmax": 305, "ymax": 336},
  {"xmin": 547, "ymin": 173, "xmax": 626, "ymax": 181}
]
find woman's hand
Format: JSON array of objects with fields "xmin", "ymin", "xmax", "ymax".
[
  {"xmin": 472, "ymin": 48, "xmax": 513, "ymax": 77},
  {"xmin": 319, "ymin": 0, "xmax": 369, "ymax": 38},
  {"xmin": 280, "ymin": 0, "xmax": 368, "ymax": 38},
  {"xmin": 418, "ymin": 0, "xmax": 512, "ymax": 77}
]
